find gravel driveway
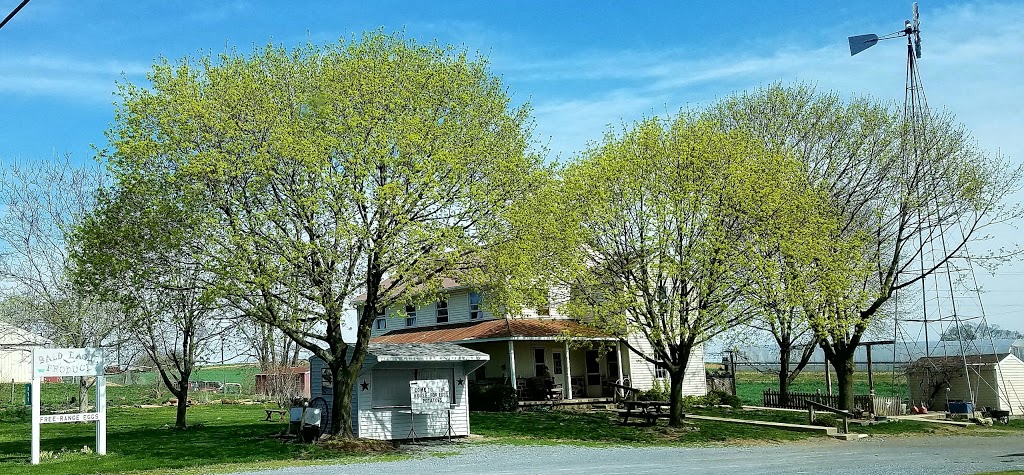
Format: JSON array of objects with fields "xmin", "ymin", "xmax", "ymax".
[{"xmin": 231, "ymin": 434, "xmax": 1024, "ymax": 475}]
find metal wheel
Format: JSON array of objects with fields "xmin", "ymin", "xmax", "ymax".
[{"xmin": 308, "ymin": 396, "xmax": 331, "ymax": 437}]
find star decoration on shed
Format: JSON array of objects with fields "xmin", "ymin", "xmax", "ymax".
[
  {"xmin": 360, "ymin": 380, "xmax": 370, "ymax": 391},
  {"xmin": 457, "ymin": 378, "xmax": 464, "ymax": 386}
]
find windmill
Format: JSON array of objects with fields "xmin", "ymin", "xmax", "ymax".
[{"xmin": 846, "ymin": 4, "xmax": 1013, "ymax": 415}]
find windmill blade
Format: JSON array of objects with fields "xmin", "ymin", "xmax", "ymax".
[
  {"xmin": 913, "ymin": 3, "xmax": 922, "ymax": 58},
  {"xmin": 849, "ymin": 34, "xmax": 879, "ymax": 56},
  {"xmin": 913, "ymin": 2, "xmax": 919, "ymax": 31}
]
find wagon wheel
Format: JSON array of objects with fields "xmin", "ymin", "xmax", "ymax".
[{"xmin": 308, "ymin": 397, "xmax": 331, "ymax": 437}]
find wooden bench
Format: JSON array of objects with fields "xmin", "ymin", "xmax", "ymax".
[{"xmin": 264, "ymin": 409, "xmax": 288, "ymax": 421}]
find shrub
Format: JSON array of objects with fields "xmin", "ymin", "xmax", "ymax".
[
  {"xmin": 811, "ymin": 414, "xmax": 837, "ymax": 427},
  {"xmin": 636, "ymin": 380, "xmax": 670, "ymax": 401},
  {"xmin": 469, "ymin": 383, "xmax": 518, "ymax": 412}
]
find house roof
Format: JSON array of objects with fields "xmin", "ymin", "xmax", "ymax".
[
  {"xmin": 371, "ymin": 318, "xmax": 614, "ymax": 344},
  {"xmin": 353, "ymin": 277, "xmax": 464, "ymax": 304},
  {"xmin": 906, "ymin": 353, "xmax": 1013, "ymax": 372},
  {"xmin": 367, "ymin": 343, "xmax": 489, "ymax": 362}
]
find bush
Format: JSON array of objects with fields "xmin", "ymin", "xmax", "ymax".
[
  {"xmin": 636, "ymin": 380, "xmax": 670, "ymax": 401},
  {"xmin": 707, "ymin": 389, "xmax": 743, "ymax": 409},
  {"xmin": 811, "ymin": 414, "xmax": 837, "ymax": 427},
  {"xmin": 469, "ymin": 383, "xmax": 518, "ymax": 412}
]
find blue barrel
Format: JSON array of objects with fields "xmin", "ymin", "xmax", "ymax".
[{"xmin": 948, "ymin": 401, "xmax": 974, "ymax": 414}]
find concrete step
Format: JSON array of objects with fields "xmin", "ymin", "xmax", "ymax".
[{"xmin": 686, "ymin": 414, "xmax": 838, "ymax": 436}]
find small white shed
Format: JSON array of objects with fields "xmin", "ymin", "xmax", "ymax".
[
  {"xmin": 0, "ymin": 322, "xmax": 48, "ymax": 383},
  {"xmin": 907, "ymin": 353, "xmax": 1024, "ymax": 414},
  {"xmin": 310, "ymin": 343, "xmax": 488, "ymax": 440}
]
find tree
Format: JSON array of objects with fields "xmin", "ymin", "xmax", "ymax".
[
  {"xmin": 548, "ymin": 115, "xmax": 811, "ymax": 426},
  {"xmin": 69, "ymin": 173, "xmax": 229, "ymax": 429},
  {"xmin": 713, "ymin": 83, "xmax": 1022, "ymax": 409},
  {"xmin": 0, "ymin": 157, "xmax": 124, "ymax": 411},
  {"xmin": 101, "ymin": 32, "xmax": 543, "ymax": 437}
]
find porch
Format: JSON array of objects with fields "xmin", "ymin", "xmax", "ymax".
[{"xmin": 371, "ymin": 317, "xmax": 633, "ymax": 402}]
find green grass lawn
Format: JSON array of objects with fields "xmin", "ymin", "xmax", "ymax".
[
  {"xmin": 734, "ymin": 370, "xmax": 904, "ymax": 406},
  {"xmin": 470, "ymin": 410, "xmax": 812, "ymax": 446},
  {"xmin": 0, "ymin": 405, "xmax": 397, "ymax": 474}
]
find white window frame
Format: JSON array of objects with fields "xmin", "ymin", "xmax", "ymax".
[
  {"xmin": 655, "ymin": 359, "xmax": 668, "ymax": 380},
  {"xmin": 469, "ymin": 292, "xmax": 482, "ymax": 319},
  {"xmin": 373, "ymin": 307, "xmax": 386, "ymax": 330},
  {"xmin": 436, "ymin": 299, "xmax": 449, "ymax": 324},
  {"xmin": 405, "ymin": 304, "xmax": 417, "ymax": 327}
]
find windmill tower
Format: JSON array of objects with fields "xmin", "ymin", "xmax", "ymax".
[{"xmin": 847, "ymin": 4, "xmax": 1013, "ymax": 413}]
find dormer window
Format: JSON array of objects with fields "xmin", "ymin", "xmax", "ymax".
[
  {"xmin": 405, "ymin": 304, "xmax": 417, "ymax": 327},
  {"xmin": 469, "ymin": 292, "xmax": 482, "ymax": 319},
  {"xmin": 436, "ymin": 299, "xmax": 449, "ymax": 324}
]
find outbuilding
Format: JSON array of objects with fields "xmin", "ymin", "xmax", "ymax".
[
  {"xmin": 310, "ymin": 342, "xmax": 488, "ymax": 440},
  {"xmin": 0, "ymin": 322, "xmax": 48, "ymax": 383},
  {"xmin": 906, "ymin": 353, "xmax": 1024, "ymax": 414}
]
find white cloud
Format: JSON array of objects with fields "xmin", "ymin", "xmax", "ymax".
[{"xmin": 0, "ymin": 54, "xmax": 149, "ymax": 101}]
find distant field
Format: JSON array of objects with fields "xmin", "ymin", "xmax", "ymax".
[{"xmin": 734, "ymin": 370, "xmax": 904, "ymax": 406}]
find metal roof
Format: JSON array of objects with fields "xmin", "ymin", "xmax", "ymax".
[
  {"xmin": 367, "ymin": 343, "xmax": 489, "ymax": 362},
  {"xmin": 371, "ymin": 318, "xmax": 613, "ymax": 344},
  {"xmin": 905, "ymin": 353, "xmax": 1014, "ymax": 372}
]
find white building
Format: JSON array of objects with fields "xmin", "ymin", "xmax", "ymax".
[
  {"xmin": 364, "ymin": 280, "xmax": 706, "ymax": 401},
  {"xmin": 310, "ymin": 343, "xmax": 488, "ymax": 440},
  {"xmin": 906, "ymin": 353, "xmax": 1024, "ymax": 414},
  {"xmin": 0, "ymin": 322, "xmax": 48, "ymax": 383}
]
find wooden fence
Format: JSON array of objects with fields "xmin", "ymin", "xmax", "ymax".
[{"xmin": 763, "ymin": 389, "xmax": 905, "ymax": 416}]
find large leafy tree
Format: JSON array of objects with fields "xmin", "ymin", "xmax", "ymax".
[
  {"xmin": 713, "ymin": 83, "xmax": 1022, "ymax": 410},
  {"xmin": 101, "ymin": 32, "xmax": 543, "ymax": 436},
  {"xmin": 549, "ymin": 115, "xmax": 813, "ymax": 426}
]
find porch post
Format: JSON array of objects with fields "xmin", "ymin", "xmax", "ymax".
[
  {"xmin": 507, "ymin": 340, "xmax": 517, "ymax": 390},
  {"xmin": 616, "ymin": 341, "xmax": 625, "ymax": 399},
  {"xmin": 564, "ymin": 341, "xmax": 573, "ymax": 400}
]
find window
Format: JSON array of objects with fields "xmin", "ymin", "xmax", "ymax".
[
  {"xmin": 537, "ymin": 301, "xmax": 550, "ymax": 316},
  {"xmin": 655, "ymin": 359, "xmax": 668, "ymax": 380},
  {"xmin": 534, "ymin": 348, "xmax": 546, "ymax": 377},
  {"xmin": 321, "ymin": 368, "xmax": 333, "ymax": 395},
  {"xmin": 405, "ymin": 304, "xmax": 417, "ymax": 327},
  {"xmin": 552, "ymin": 352, "xmax": 563, "ymax": 375},
  {"xmin": 373, "ymin": 307, "xmax": 386, "ymax": 330},
  {"xmin": 436, "ymin": 299, "xmax": 449, "ymax": 324},
  {"xmin": 469, "ymin": 292, "xmax": 482, "ymax": 319}
]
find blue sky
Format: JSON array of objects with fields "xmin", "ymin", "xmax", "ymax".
[{"xmin": 1, "ymin": 1, "xmax": 1022, "ymax": 337}]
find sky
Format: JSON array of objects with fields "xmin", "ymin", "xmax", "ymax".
[{"xmin": 1, "ymin": 0, "xmax": 1022, "ymax": 342}]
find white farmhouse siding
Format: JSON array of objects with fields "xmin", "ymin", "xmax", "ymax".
[
  {"xmin": 625, "ymin": 333, "xmax": 706, "ymax": 396},
  {"xmin": 311, "ymin": 343, "xmax": 487, "ymax": 440},
  {"xmin": 0, "ymin": 323, "xmax": 48, "ymax": 383},
  {"xmin": 368, "ymin": 289, "xmax": 496, "ymax": 338}
]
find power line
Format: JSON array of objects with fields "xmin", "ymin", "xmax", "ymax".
[{"xmin": 0, "ymin": 0, "xmax": 30, "ymax": 31}]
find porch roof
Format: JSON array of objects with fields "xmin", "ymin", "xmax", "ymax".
[{"xmin": 371, "ymin": 318, "xmax": 615, "ymax": 344}]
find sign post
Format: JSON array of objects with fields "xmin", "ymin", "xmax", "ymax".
[
  {"xmin": 31, "ymin": 348, "xmax": 106, "ymax": 465},
  {"xmin": 408, "ymin": 379, "xmax": 451, "ymax": 442}
]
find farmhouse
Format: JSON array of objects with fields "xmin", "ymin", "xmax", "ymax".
[
  {"xmin": 364, "ymin": 279, "xmax": 706, "ymax": 401},
  {"xmin": 310, "ymin": 342, "xmax": 488, "ymax": 440},
  {"xmin": 906, "ymin": 353, "xmax": 1024, "ymax": 414},
  {"xmin": 0, "ymin": 322, "xmax": 48, "ymax": 383}
]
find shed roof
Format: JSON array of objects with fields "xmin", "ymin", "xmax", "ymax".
[
  {"xmin": 367, "ymin": 343, "xmax": 489, "ymax": 362},
  {"xmin": 0, "ymin": 322, "xmax": 48, "ymax": 346},
  {"xmin": 906, "ymin": 353, "xmax": 1013, "ymax": 372},
  {"xmin": 371, "ymin": 318, "xmax": 613, "ymax": 344}
]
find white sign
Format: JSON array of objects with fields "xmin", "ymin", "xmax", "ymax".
[
  {"xmin": 31, "ymin": 348, "xmax": 106, "ymax": 465},
  {"xmin": 40, "ymin": 412, "xmax": 101, "ymax": 424},
  {"xmin": 410, "ymin": 379, "xmax": 450, "ymax": 413},
  {"xmin": 33, "ymin": 348, "xmax": 105, "ymax": 377}
]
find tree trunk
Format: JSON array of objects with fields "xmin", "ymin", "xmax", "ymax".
[
  {"xmin": 831, "ymin": 353, "xmax": 856, "ymax": 411},
  {"xmin": 778, "ymin": 346, "xmax": 791, "ymax": 407},
  {"xmin": 329, "ymin": 362, "xmax": 357, "ymax": 438},
  {"xmin": 175, "ymin": 379, "xmax": 189, "ymax": 429},
  {"xmin": 668, "ymin": 370, "xmax": 685, "ymax": 427},
  {"xmin": 78, "ymin": 377, "xmax": 89, "ymax": 412}
]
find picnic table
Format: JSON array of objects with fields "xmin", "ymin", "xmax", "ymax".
[
  {"xmin": 263, "ymin": 409, "xmax": 287, "ymax": 421},
  {"xmin": 615, "ymin": 400, "xmax": 674, "ymax": 425}
]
